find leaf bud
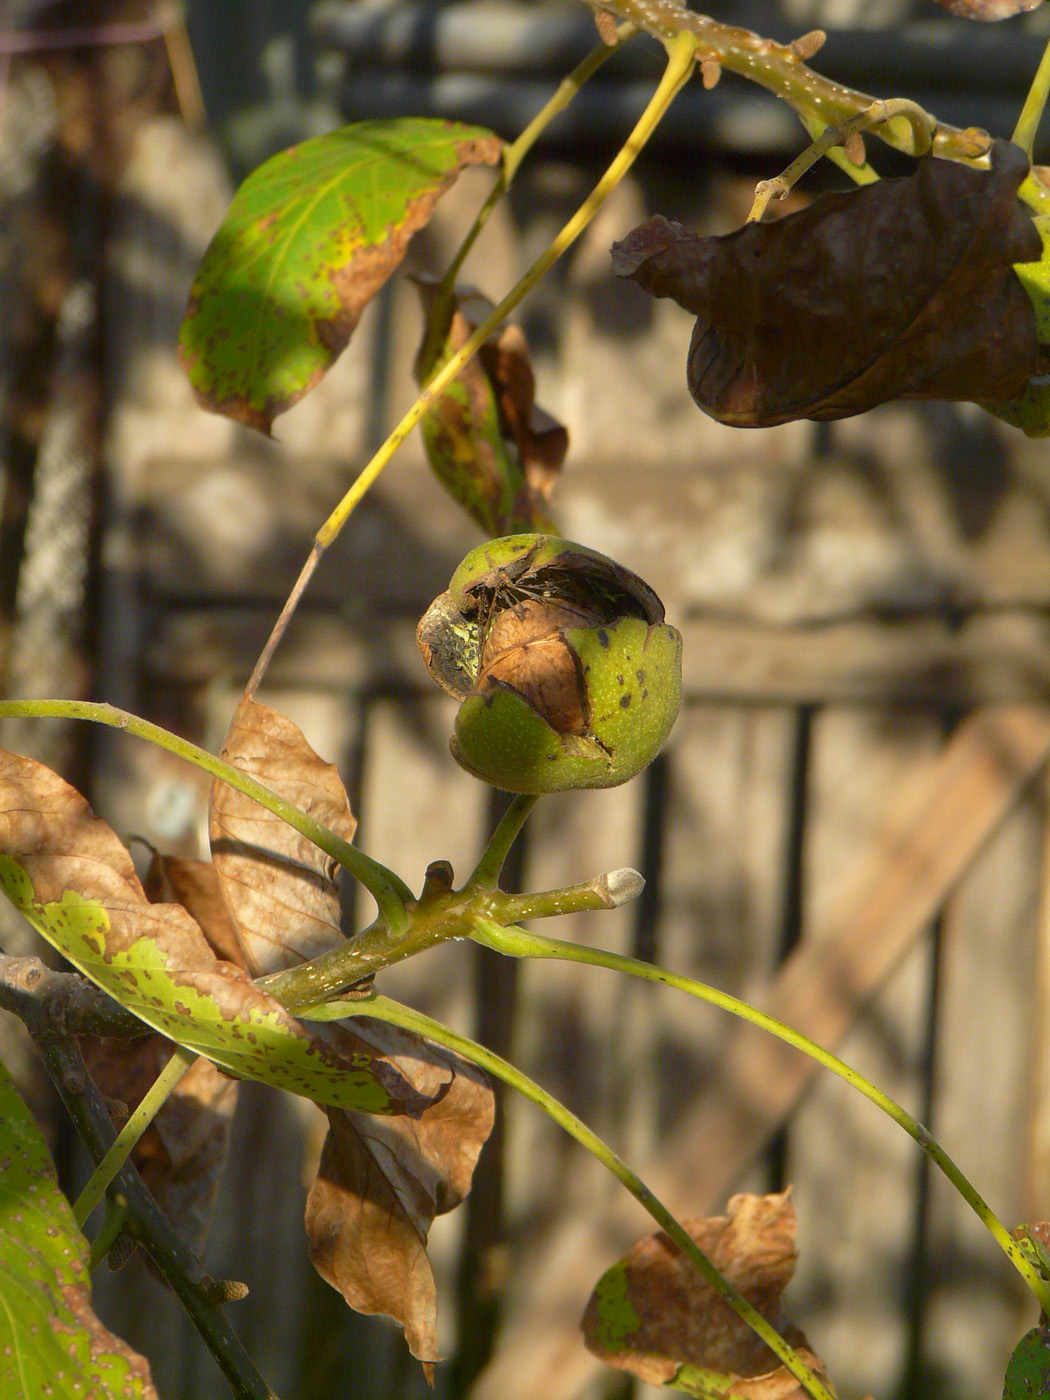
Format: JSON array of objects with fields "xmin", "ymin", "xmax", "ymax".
[{"xmin": 417, "ymin": 534, "xmax": 682, "ymax": 793}]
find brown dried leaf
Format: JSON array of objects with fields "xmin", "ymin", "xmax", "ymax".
[
  {"xmin": 928, "ymin": 0, "xmax": 1041, "ymax": 16},
  {"xmin": 210, "ymin": 695, "xmax": 356, "ymax": 975},
  {"xmin": 206, "ymin": 699, "xmax": 497, "ymax": 1362},
  {"xmin": 0, "ymin": 749, "xmax": 416, "ymax": 1115},
  {"xmin": 306, "ymin": 1020, "xmax": 495, "ymax": 1365},
  {"xmin": 582, "ymin": 1192, "xmax": 830, "ymax": 1399},
  {"xmin": 613, "ymin": 140, "xmax": 1041, "ymax": 427},
  {"xmin": 143, "ymin": 853, "xmax": 249, "ymax": 972}
]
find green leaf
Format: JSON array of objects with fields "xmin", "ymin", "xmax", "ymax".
[
  {"xmin": 179, "ymin": 118, "xmax": 502, "ymax": 434},
  {"xmin": 0, "ymin": 1057, "xmax": 159, "ymax": 1398},
  {"xmin": 1003, "ymin": 1325, "xmax": 1050, "ymax": 1400},
  {"xmin": 984, "ymin": 216, "xmax": 1050, "ymax": 436},
  {"xmin": 0, "ymin": 750, "xmax": 429, "ymax": 1117}
]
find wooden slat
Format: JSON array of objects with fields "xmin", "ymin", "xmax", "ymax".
[
  {"xmin": 471, "ymin": 706, "xmax": 1050, "ymax": 1400},
  {"xmin": 785, "ymin": 709, "xmax": 942, "ymax": 1400},
  {"xmin": 146, "ymin": 606, "xmax": 1050, "ymax": 706},
  {"xmin": 920, "ymin": 797, "xmax": 1044, "ymax": 1398}
]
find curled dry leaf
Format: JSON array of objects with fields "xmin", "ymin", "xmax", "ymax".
[
  {"xmin": 209, "ymin": 696, "xmax": 496, "ymax": 1365},
  {"xmin": 306, "ymin": 1021, "xmax": 495, "ymax": 1367},
  {"xmin": 414, "ymin": 278, "xmax": 567, "ymax": 537},
  {"xmin": 928, "ymin": 0, "xmax": 1042, "ymax": 16},
  {"xmin": 613, "ymin": 140, "xmax": 1041, "ymax": 426},
  {"xmin": 582, "ymin": 1192, "xmax": 831, "ymax": 1399},
  {"xmin": 0, "ymin": 748, "xmax": 416, "ymax": 1115}
]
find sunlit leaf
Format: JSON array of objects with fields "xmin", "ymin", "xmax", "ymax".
[
  {"xmin": 0, "ymin": 1057, "xmax": 158, "ymax": 1398},
  {"xmin": 613, "ymin": 141, "xmax": 1041, "ymax": 427},
  {"xmin": 179, "ymin": 119, "xmax": 502, "ymax": 433},
  {"xmin": 0, "ymin": 749, "xmax": 422, "ymax": 1116},
  {"xmin": 583, "ymin": 1193, "xmax": 831, "ymax": 1399},
  {"xmin": 415, "ymin": 278, "xmax": 565, "ymax": 535}
]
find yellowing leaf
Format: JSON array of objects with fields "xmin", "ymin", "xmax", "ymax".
[{"xmin": 179, "ymin": 119, "xmax": 502, "ymax": 433}]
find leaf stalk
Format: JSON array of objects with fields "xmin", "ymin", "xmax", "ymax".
[
  {"xmin": 74, "ymin": 1044, "xmax": 197, "ymax": 1226},
  {"xmin": 469, "ymin": 917, "xmax": 1050, "ymax": 1317},
  {"xmin": 243, "ymin": 30, "xmax": 697, "ymax": 693}
]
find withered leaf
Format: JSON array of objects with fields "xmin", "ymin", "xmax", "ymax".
[
  {"xmin": 207, "ymin": 699, "xmax": 496, "ymax": 1364},
  {"xmin": 928, "ymin": 0, "xmax": 1041, "ymax": 16},
  {"xmin": 143, "ymin": 852, "xmax": 249, "ymax": 972},
  {"xmin": 582, "ymin": 1192, "xmax": 831, "ymax": 1399},
  {"xmin": 0, "ymin": 748, "xmax": 416, "ymax": 1115},
  {"xmin": 414, "ymin": 277, "xmax": 567, "ymax": 536},
  {"xmin": 210, "ymin": 695, "xmax": 356, "ymax": 975},
  {"xmin": 613, "ymin": 140, "xmax": 1041, "ymax": 426},
  {"xmin": 306, "ymin": 1019, "xmax": 495, "ymax": 1366}
]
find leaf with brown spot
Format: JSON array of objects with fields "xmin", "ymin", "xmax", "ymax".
[
  {"xmin": 0, "ymin": 748, "xmax": 418, "ymax": 1115},
  {"xmin": 613, "ymin": 140, "xmax": 1041, "ymax": 427},
  {"xmin": 415, "ymin": 278, "xmax": 567, "ymax": 535},
  {"xmin": 927, "ymin": 0, "xmax": 1041, "ymax": 16},
  {"xmin": 209, "ymin": 695, "xmax": 355, "ymax": 975},
  {"xmin": 582, "ymin": 1192, "xmax": 832, "ymax": 1399},
  {"xmin": 306, "ymin": 1019, "xmax": 495, "ymax": 1366},
  {"xmin": 0, "ymin": 1057, "xmax": 159, "ymax": 1398},
  {"xmin": 179, "ymin": 119, "xmax": 502, "ymax": 433}
]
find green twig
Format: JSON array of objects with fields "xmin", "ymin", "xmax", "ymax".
[
  {"xmin": 0, "ymin": 698, "xmax": 413, "ymax": 924},
  {"xmin": 585, "ymin": 0, "xmax": 989, "ymax": 165},
  {"xmin": 88, "ymin": 1193, "xmax": 130, "ymax": 1271},
  {"xmin": 242, "ymin": 31, "xmax": 698, "ymax": 695},
  {"xmin": 317, "ymin": 992, "xmax": 835, "ymax": 1400},
  {"xmin": 1013, "ymin": 25, "xmax": 1050, "ymax": 158},
  {"xmin": 468, "ymin": 794, "xmax": 539, "ymax": 887},
  {"xmin": 74, "ymin": 1045, "xmax": 197, "ymax": 1226},
  {"xmin": 470, "ymin": 917, "xmax": 1050, "ymax": 1317},
  {"xmin": 420, "ymin": 20, "xmax": 637, "ymax": 372},
  {"xmin": 748, "ymin": 98, "xmax": 933, "ymax": 221}
]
